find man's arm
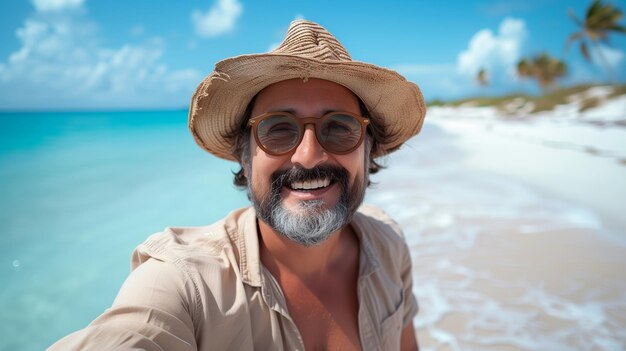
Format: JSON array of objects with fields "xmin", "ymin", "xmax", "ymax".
[
  {"xmin": 48, "ymin": 258, "xmax": 198, "ymax": 351},
  {"xmin": 400, "ymin": 324, "xmax": 419, "ymax": 351}
]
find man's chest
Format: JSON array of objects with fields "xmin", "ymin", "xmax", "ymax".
[{"xmin": 281, "ymin": 279, "xmax": 362, "ymax": 351}]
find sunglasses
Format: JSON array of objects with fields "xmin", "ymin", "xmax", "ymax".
[{"xmin": 248, "ymin": 111, "xmax": 370, "ymax": 156}]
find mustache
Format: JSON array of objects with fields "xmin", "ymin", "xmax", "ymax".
[{"xmin": 270, "ymin": 165, "xmax": 349, "ymax": 189}]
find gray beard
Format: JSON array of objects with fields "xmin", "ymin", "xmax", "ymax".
[
  {"xmin": 268, "ymin": 199, "xmax": 350, "ymax": 246},
  {"xmin": 248, "ymin": 166, "xmax": 367, "ymax": 247}
]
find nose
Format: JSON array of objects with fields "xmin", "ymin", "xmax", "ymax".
[{"xmin": 290, "ymin": 124, "xmax": 328, "ymax": 169}]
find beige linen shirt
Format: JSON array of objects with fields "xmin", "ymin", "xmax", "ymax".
[{"xmin": 50, "ymin": 204, "xmax": 418, "ymax": 351}]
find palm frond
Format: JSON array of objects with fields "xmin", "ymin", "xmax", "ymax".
[
  {"xmin": 607, "ymin": 24, "xmax": 626, "ymax": 33},
  {"xmin": 587, "ymin": 1, "xmax": 624, "ymax": 30},
  {"xmin": 587, "ymin": 0, "xmax": 603, "ymax": 20},
  {"xmin": 566, "ymin": 32, "xmax": 584, "ymax": 49},
  {"xmin": 568, "ymin": 9, "xmax": 584, "ymax": 26},
  {"xmin": 570, "ymin": 0, "xmax": 625, "ymax": 80},
  {"xmin": 580, "ymin": 42, "xmax": 591, "ymax": 62}
]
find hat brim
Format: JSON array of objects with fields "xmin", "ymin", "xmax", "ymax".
[{"xmin": 189, "ymin": 54, "xmax": 426, "ymax": 161}]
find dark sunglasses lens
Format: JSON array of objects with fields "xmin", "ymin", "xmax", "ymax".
[
  {"xmin": 319, "ymin": 114, "xmax": 362, "ymax": 152},
  {"xmin": 257, "ymin": 115, "xmax": 300, "ymax": 154}
]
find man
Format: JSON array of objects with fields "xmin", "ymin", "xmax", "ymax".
[{"xmin": 50, "ymin": 20, "xmax": 425, "ymax": 350}]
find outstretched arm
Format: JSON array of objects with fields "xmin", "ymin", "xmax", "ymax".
[{"xmin": 48, "ymin": 258, "xmax": 198, "ymax": 351}]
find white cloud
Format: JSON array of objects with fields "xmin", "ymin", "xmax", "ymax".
[
  {"xmin": 166, "ymin": 69, "xmax": 204, "ymax": 93},
  {"xmin": 32, "ymin": 0, "xmax": 84, "ymax": 12},
  {"xmin": 0, "ymin": 4, "xmax": 202, "ymax": 109},
  {"xmin": 191, "ymin": 0, "xmax": 243, "ymax": 38},
  {"xmin": 457, "ymin": 17, "xmax": 527, "ymax": 81}
]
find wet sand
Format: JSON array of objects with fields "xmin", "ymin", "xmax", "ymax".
[{"xmin": 411, "ymin": 218, "xmax": 626, "ymax": 351}]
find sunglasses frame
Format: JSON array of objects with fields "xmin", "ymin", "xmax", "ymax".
[{"xmin": 248, "ymin": 111, "xmax": 370, "ymax": 156}]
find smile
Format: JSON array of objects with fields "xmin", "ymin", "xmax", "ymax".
[{"xmin": 288, "ymin": 178, "xmax": 331, "ymax": 191}]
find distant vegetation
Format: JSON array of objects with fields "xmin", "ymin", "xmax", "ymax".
[
  {"xmin": 427, "ymin": 84, "xmax": 626, "ymax": 115},
  {"xmin": 476, "ymin": 68, "xmax": 489, "ymax": 87},
  {"xmin": 517, "ymin": 54, "xmax": 567, "ymax": 91}
]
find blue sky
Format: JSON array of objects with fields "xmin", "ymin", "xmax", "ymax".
[{"xmin": 0, "ymin": 0, "xmax": 625, "ymax": 110}]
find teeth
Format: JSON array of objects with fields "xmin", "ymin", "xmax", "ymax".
[{"xmin": 291, "ymin": 179, "xmax": 331, "ymax": 190}]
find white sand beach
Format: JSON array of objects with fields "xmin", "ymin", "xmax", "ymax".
[{"xmin": 366, "ymin": 87, "xmax": 626, "ymax": 350}]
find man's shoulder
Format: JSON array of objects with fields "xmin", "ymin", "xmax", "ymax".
[
  {"xmin": 356, "ymin": 204, "xmax": 404, "ymax": 236},
  {"xmin": 353, "ymin": 203, "xmax": 409, "ymax": 253},
  {"xmin": 131, "ymin": 207, "xmax": 254, "ymax": 270}
]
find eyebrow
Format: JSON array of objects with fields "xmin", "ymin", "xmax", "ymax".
[{"xmin": 274, "ymin": 108, "xmax": 340, "ymax": 116}]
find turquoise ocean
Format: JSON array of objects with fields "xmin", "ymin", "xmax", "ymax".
[{"xmin": 0, "ymin": 111, "xmax": 249, "ymax": 350}]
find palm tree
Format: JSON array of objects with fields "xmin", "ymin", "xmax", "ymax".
[
  {"xmin": 517, "ymin": 53, "xmax": 567, "ymax": 92},
  {"xmin": 476, "ymin": 68, "xmax": 489, "ymax": 87},
  {"xmin": 517, "ymin": 59, "xmax": 531, "ymax": 78},
  {"xmin": 567, "ymin": 0, "xmax": 626, "ymax": 78}
]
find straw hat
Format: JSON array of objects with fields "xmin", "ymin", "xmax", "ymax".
[{"xmin": 189, "ymin": 20, "xmax": 426, "ymax": 161}]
